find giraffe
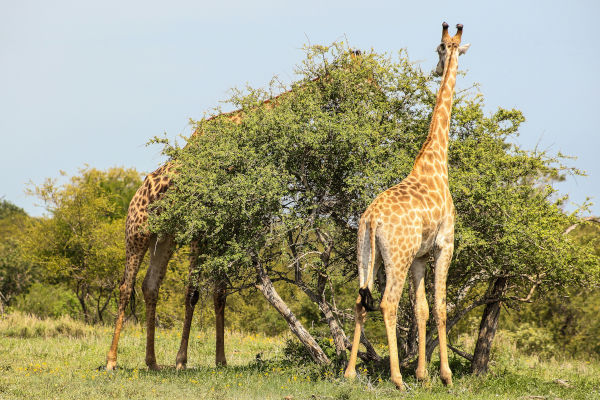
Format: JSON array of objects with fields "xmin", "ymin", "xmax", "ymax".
[
  {"xmin": 105, "ymin": 50, "xmax": 366, "ymax": 371},
  {"xmin": 344, "ymin": 22, "xmax": 470, "ymax": 389},
  {"xmin": 104, "ymin": 160, "xmax": 229, "ymax": 371}
]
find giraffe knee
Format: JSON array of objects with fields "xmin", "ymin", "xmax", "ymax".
[
  {"xmin": 379, "ymin": 299, "xmax": 396, "ymax": 318},
  {"xmin": 142, "ymin": 281, "xmax": 158, "ymax": 302},
  {"xmin": 433, "ymin": 304, "xmax": 447, "ymax": 321},
  {"xmin": 416, "ymin": 301, "xmax": 429, "ymax": 322}
]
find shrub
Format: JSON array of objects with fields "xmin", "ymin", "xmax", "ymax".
[{"xmin": 12, "ymin": 283, "xmax": 80, "ymax": 320}]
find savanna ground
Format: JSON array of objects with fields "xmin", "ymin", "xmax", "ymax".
[{"xmin": 0, "ymin": 313, "xmax": 598, "ymax": 400}]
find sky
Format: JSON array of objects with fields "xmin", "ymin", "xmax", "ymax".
[{"xmin": 1, "ymin": 0, "xmax": 599, "ymax": 217}]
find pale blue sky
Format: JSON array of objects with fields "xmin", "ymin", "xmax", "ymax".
[{"xmin": 1, "ymin": 0, "xmax": 598, "ymax": 216}]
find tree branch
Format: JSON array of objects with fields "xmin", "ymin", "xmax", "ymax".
[
  {"xmin": 448, "ymin": 343, "xmax": 473, "ymax": 362},
  {"xmin": 564, "ymin": 216, "xmax": 600, "ymax": 235}
]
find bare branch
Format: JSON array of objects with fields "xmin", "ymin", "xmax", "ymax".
[
  {"xmin": 564, "ymin": 216, "xmax": 600, "ymax": 235},
  {"xmin": 447, "ymin": 343, "xmax": 473, "ymax": 362}
]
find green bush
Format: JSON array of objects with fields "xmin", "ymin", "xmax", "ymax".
[
  {"xmin": 506, "ymin": 323, "xmax": 557, "ymax": 358},
  {"xmin": 12, "ymin": 283, "xmax": 80, "ymax": 319},
  {"xmin": 283, "ymin": 333, "xmax": 340, "ymax": 364}
]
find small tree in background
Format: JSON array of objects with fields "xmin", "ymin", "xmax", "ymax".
[
  {"xmin": 24, "ymin": 167, "xmax": 142, "ymax": 323},
  {"xmin": 150, "ymin": 42, "xmax": 599, "ymax": 371},
  {"xmin": 0, "ymin": 200, "xmax": 35, "ymax": 313}
]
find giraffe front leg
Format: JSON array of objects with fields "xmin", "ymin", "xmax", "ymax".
[
  {"xmin": 381, "ymin": 294, "xmax": 404, "ymax": 390},
  {"xmin": 410, "ymin": 257, "xmax": 429, "ymax": 381},
  {"xmin": 175, "ymin": 283, "xmax": 199, "ymax": 370},
  {"xmin": 433, "ymin": 241, "xmax": 454, "ymax": 386},
  {"xmin": 176, "ymin": 242, "xmax": 200, "ymax": 371},
  {"xmin": 344, "ymin": 295, "xmax": 366, "ymax": 380}
]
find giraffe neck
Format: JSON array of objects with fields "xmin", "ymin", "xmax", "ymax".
[{"xmin": 411, "ymin": 49, "xmax": 459, "ymax": 181}]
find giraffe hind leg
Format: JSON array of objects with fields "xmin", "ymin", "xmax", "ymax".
[
  {"xmin": 344, "ymin": 220, "xmax": 373, "ymax": 379},
  {"xmin": 106, "ymin": 233, "xmax": 150, "ymax": 370},
  {"xmin": 344, "ymin": 294, "xmax": 367, "ymax": 380},
  {"xmin": 378, "ymin": 233, "xmax": 419, "ymax": 390},
  {"xmin": 379, "ymin": 257, "xmax": 411, "ymax": 390}
]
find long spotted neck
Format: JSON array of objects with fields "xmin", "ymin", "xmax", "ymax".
[{"xmin": 412, "ymin": 49, "xmax": 459, "ymax": 181}]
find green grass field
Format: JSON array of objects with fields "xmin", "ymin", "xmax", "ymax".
[{"xmin": 0, "ymin": 312, "xmax": 598, "ymax": 399}]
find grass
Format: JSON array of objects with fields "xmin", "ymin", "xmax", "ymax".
[{"xmin": 0, "ymin": 312, "xmax": 598, "ymax": 399}]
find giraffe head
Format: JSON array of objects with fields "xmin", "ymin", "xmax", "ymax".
[{"xmin": 435, "ymin": 22, "xmax": 470, "ymax": 76}]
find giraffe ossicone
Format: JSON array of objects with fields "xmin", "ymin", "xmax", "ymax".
[{"xmin": 344, "ymin": 22, "xmax": 470, "ymax": 390}]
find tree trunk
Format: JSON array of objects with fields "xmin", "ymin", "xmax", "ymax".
[
  {"xmin": 254, "ymin": 263, "xmax": 330, "ymax": 365},
  {"xmin": 299, "ymin": 275, "xmax": 348, "ymax": 356},
  {"xmin": 213, "ymin": 279, "xmax": 227, "ymax": 366},
  {"xmin": 471, "ymin": 277, "xmax": 508, "ymax": 375},
  {"xmin": 76, "ymin": 284, "xmax": 90, "ymax": 323},
  {"xmin": 423, "ymin": 294, "xmax": 502, "ymax": 365},
  {"xmin": 0, "ymin": 291, "xmax": 5, "ymax": 316},
  {"xmin": 97, "ymin": 291, "xmax": 113, "ymax": 323}
]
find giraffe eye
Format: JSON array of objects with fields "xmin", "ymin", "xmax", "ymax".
[{"xmin": 439, "ymin": 44, "xmax": 445, "ymax": 51}]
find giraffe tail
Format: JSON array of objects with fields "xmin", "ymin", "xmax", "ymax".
[{"xmin": 359, "ymin": 219, "xmax": 378, "ymax": 312}]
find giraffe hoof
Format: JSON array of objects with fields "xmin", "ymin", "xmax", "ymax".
[
  {"xmin": 391, "ymin": 376, "xmax": 405, "ymax": 391},
  {"xmin": 175, "ymin": 362, "xmax": 186, "ymax": 371},
  {"xmin": 147, "ymin": 363, "xmax": 161, "ymax": 371},
  {"xmin": 440, "ymin": 369, "xmax": 453, "ymax": 386},
  {"xmin": 415, "ymin": 368, "xmax": 429, "ymax": 381},
  {"xmin": 106, "ymin": 360, "xmax": 117, "ymax": 371},
  {"xmin": 344, "ymin": 369, "xmax": 357, "ymax": 380}
]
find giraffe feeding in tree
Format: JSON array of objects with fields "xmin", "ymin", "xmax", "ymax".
[
  {"xmin": 344, "ymin": 22, "xmax": 470, "ymax": 389},
  {"xmin": 104, "ymin": 64, "xmax": 346, "ymax": 371},
  {"xmin": 104, "ymin": 159, "xmax": 231, "ymax": 371}
]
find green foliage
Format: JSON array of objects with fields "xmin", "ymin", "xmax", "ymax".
[
  {"xmin": 23, "ymin": 166, "xmax": 143, "ymax": 322},
  {"xmin": 12, "ymin": 283, "xmax": 80, "ymax": 320},
  {"xmin": 497, "ymin": 222, "xmax": 600, "ymax": 359},
  {"xmin": 283, "ymin": 334, "xmax": 340, "ymax": 365},
  {"xmin": 0, "ymin": 200, "xmax": 35, "ymax": 308},
  {"xmin": 150, "ymin": 44, "xmax": 433, "ymax": 275},
  {"xmin": 450, "ymin": 113, "xmax": 598, "ymax": 295},
  {"xmin": 0, "ymin": 199, "xmax": 26, "ymax": 220},
  {"xmin": 504, "ymin": 323, "xmax": 557, "ymax": 357}
]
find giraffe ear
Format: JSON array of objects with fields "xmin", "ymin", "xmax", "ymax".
[{"xmin": 458, "ymin": 43, "xmax": 471, "ymax": 56}]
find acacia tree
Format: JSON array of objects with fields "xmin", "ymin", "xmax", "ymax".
[
  {"xmin": 150, "ymin": 43, "xmax": 599, "ymax": 370},
  {"xmin": 25, "ymin": 167, "xmax": 142, "ymax": 322}
]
